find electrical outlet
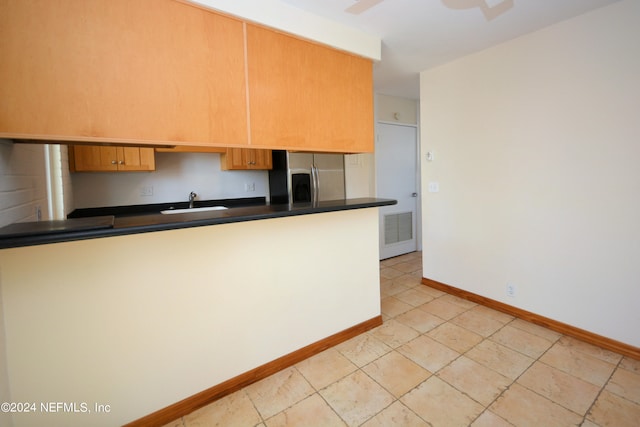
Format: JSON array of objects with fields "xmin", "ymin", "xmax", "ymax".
[
  {"xmin": 244, "ymin": 182, "xmax": 255, "ymax": 192},
  {"xmin": 428, "ymin": 182, "xmax": 439, "ymax": 193},
  {"xmin": 140, "ymin": 186, "xmax": 153, "ymax": 196},
  {"xmin": 506, "ymin": 283, "xmax": 516, "ymax": 298}
]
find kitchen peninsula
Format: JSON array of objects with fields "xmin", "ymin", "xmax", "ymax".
[
  {"xmin": 0, "ymin": 0, "xmax": 384, "ymax": 424},
  {"xmin": 0, "ymin": 198, "xmax": 394, "ymax": 427}
]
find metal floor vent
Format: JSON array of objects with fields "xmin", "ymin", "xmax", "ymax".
[{"xmin": 384, "ymin": 212, "xmax": 412, "ymax": 245}]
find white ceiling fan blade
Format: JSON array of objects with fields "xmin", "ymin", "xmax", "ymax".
[
  {"xmin": 481, "ymin": 0, "xmax": 513, "ymax": 21},
  {"xmin": 345, "ymin": 0, "xmax": 385, "ymax": 15},
  {"xmin": 441, "ymin": 0, "xmax": 514, "ymax": 21}
]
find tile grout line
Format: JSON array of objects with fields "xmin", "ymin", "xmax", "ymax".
[
  {"xmin": 468, "ymin": 321, "xmax": 625, "ymax": 425},
  {"xmin": 377, "ymin": 288, "xmax": 488, "ymax": 425},
  {"xmin": 362, "ymin": 262, "xmax": 447, "ymax": 425},
  {"xmin": 244, "ymin": 388, "xmax": 267, "ymax": 426},
  {"xmin": 581, "ymin": 357, "xmax": 624, "ymax": 426},
  {"xmin": 470, "ymin": 320, "xmax": 563, "ymax": 425},
  {"xmin": 448, "ymin": 316, "xmax": 521, "ymax": 426},
  {"xmin": 428, "ymin": 307, "xmax": 526, "ymax": 425},
  {"xmin": 411, "ymin": 290, "xmax": 531, "ymax": 424},
  {"xmin": 453, "ymin": 309, "xmax": 622, "ymax": 424},
  {"xmin": 282, "ymin": 364, "xmax": 347, "ymax": 426}
]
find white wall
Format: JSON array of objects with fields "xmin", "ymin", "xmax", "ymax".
[
  {"xmin": 376, "ymin": 94, "xmax": 419, "ymax": 125},
  {"xmin": 420, "ymin": 0, "xmax": 640, "ymax": 347},
  {"xmin": 72, "ymin": 152, "xmax": 269, "ymax": 208},
  {"xmin": 0, "ymin": 208, "xmax": 380, "ymax": 427}
]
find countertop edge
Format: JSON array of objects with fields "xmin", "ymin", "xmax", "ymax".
[{"xmin": 0, "ymin": 198, "xmax": 396, "ymax": 250}]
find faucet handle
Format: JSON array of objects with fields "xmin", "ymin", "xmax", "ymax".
[{"xmin": 189, "ymin": 191, "xmax": 197, "ymax": 200}]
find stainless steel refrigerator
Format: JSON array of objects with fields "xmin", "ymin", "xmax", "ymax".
[{"xmin": 269, "ymin": 150, "xmax": 345, "ymax": 205}]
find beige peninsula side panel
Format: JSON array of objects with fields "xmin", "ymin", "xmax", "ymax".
[{"xmin": 0, "ymin": 208, "xmax": 380, "ymax": 427}]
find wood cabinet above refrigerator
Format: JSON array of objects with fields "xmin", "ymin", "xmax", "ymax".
[{"xmin": 246, "ymin": 24, "xmax": 374, "ymax": 153}]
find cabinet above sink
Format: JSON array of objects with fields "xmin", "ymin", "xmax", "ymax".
[
  {"xmin": 69, "ymin": 145, "xmax": 155, "ymax": 172},
  {"xmin": 221, "ymin": 148, "xmax": 272, "ymax": 170}
]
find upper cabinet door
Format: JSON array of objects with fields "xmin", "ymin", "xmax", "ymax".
[
  {"xmin": 70, "ymin": 146, "xmax": 119, "ymax": 172},
  {"xmin": 69, "ymin": 145, "xmax": 155, "ymax": 172},
  {"xmin": 245, "ymin": 24, "xmax": 374, "ymax": 153},
  {"xmin": 221, "ymin": 148, "xmax": 272, "ymax": 170},
  {"xmin": 117, "ymin": 147, "xmax": 155, "ymax": 172},
  {"xmin": 0, "ymin": 0, "xmax": 248, "ymax": 146}
]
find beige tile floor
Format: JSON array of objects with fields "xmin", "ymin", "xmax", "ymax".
[{"xmin": 166, "ymin": 251, "xmax": 640, "ymax": 427}]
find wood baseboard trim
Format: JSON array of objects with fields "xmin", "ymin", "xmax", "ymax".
[
  {"xmin": 422, "ymin": 277, "xmax": 640, "ymax": 361},
  {"xmin": 123, "ymin": 315, "xmax": 383, "ymax": 427}
]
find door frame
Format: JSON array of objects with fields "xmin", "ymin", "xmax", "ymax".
[{"xmin": 375, "ymin": 120, "xmax": 422, "ymax": 257}]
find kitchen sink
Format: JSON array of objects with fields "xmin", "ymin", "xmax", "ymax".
[{"xmin": 160, "ymin": 206, "xmax": 228, "ymax": 215}]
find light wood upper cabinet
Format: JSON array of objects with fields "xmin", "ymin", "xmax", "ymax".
[
  {"xmin": 0, "ymin": 0, "xmax": 248, "ymax": 146},
  {"xmin": 249, "ymin": 149, "xmax": 273, "ymax": 170},
  {"xmin": 0, "ymin": 1, "xmax": 374, "ymax": 153},
  {"xmin": 245, "ymin": 24, "xmax": 374, "ymax": 153},
  {"xmin": 69, "ymin": 146, "xmax": 155, "ymax": 172},
  {"xmin": 221, "ymin": 148, "xmax": 273, "ymax": 170}
]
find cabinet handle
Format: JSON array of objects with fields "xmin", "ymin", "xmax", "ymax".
[
  {"xmin": 119, "ymin": 161, "xmax": 124, "ymax": 165},
  {"xmin": 111, "ymin": 160, "xmax": 117, "ymax": 164}
]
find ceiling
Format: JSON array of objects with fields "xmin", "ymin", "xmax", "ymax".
[{"xmin": 279, "ymin": 0, "xmax": 621, "ymax": 99}]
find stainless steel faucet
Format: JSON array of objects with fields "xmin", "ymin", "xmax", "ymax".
[{"xmin": 189, "ymin": 191, "xmax": 197, "ymax": 209}]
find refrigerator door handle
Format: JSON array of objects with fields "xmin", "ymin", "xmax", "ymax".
[
  {"xmin": 316, "ymin": 165, "xmax": 320, "ymax": 203},
  {"xmin": 313, "ymin": 165, "xmax": 320, "ymax": 204},
  {"xmin": 311, "ymin": 164, "xmax": 319, "ymax": 204}
]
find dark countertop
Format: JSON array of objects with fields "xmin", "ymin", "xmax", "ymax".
[
  {"xmin": 66, "ymin": 196, "xmax": 267, "ymax": 218},
  {"xmin": 0, "ymin": 198, "xmax": 396, "ymax": 250}
]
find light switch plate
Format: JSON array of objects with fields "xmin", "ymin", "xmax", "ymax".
[{"xmin": 140, "ymin": 186, "xmax": 153, "ymax": 196}]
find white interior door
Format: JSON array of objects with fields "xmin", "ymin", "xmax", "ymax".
[{"xmin": 376, "ymin": 123, "xmax": 418, "ymax": 260}]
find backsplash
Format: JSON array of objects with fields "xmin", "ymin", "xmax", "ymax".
[
  {"xmin": 71, "ymin": 152, "xmax": 269, "ymax": 208},
  {"xmin": 0, "ymin": 140, "xmax": 49, "ymax": 228}
]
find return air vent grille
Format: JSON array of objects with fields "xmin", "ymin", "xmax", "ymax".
[{"xmin": 384, "ymin": 212, "xmax": 412, "ymax": 245}]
